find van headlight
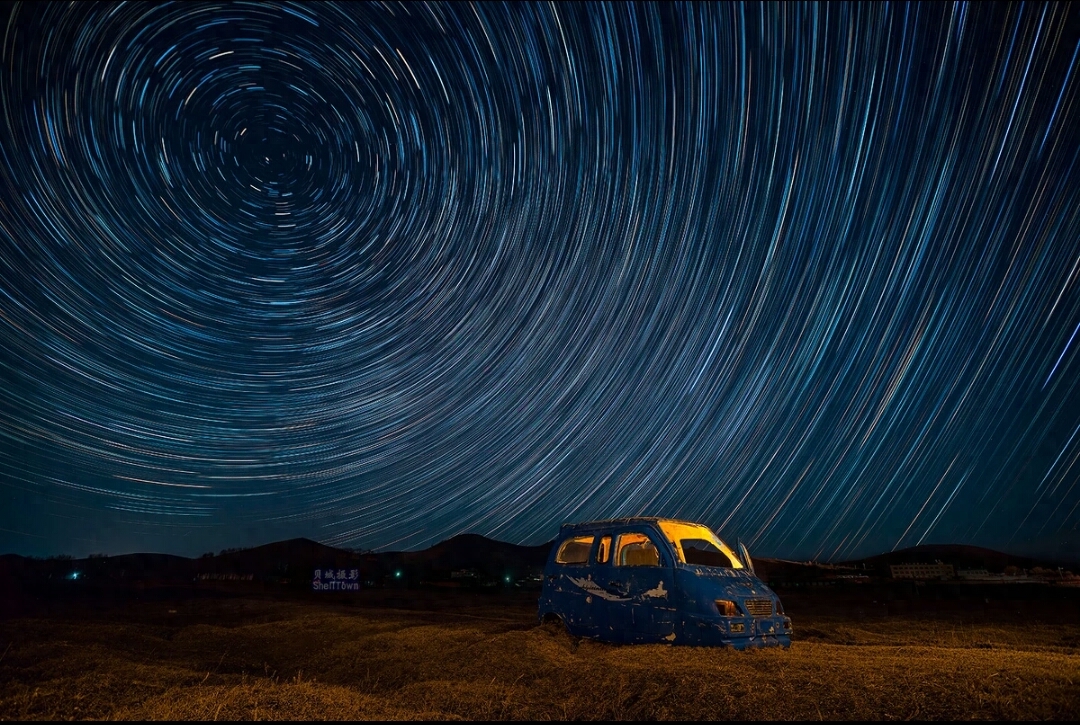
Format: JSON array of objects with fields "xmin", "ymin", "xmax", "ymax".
[{"xmin": 715, "ymin": 599, "xmax": 738, "ymax": 616}]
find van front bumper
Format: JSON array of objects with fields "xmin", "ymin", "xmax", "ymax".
[{"xmin": 678, "ymin": 615, "xmax": 792, "ymax": 649}]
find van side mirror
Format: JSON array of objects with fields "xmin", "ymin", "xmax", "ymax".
[{"xmin": 737, "ymin": 540, "xmax": 755, "ymax": 575}]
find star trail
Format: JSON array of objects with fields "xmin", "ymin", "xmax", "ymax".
[{"xmin": 1, "ymin": 2, "xmax": 1078, "ymax": 561}]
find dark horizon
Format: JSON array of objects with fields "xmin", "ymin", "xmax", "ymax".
[
  {"xmin": 4, "ymin": 531, "xmax": 1078, "ymax": 570},
  {"xmin": 2, "ymin": 3, "xmax": 1078, "ymax": 564}
]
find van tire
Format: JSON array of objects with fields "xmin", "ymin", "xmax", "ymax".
[
  {"xmin": 540, "ymin": 612, "xmax": 566, "ymax": 631},
  {"xmin": 540, "ymin": 614, "xmax": 579, "ymax": 649}
]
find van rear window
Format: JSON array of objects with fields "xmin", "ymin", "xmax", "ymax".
[{"xmin": 555, "ymin": 535, "xmax": 594, "ymax": 564}]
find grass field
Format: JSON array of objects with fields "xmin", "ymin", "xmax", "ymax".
[{"xmin": 1, "ymin": 588, "xmax": 1078, "ymax": 720}]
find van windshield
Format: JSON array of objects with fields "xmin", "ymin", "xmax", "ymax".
[{"xmin": 657, "ymin": 521, "xmax": 743, "ymax": 569}]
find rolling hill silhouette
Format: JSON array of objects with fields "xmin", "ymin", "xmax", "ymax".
[
  {"xmin": 2, "ymin": 537, "xmax": 1073, "ymax": 590},
  {"xmin": 0, "ymin": 534, "xmax": 553, "ymax": 587},
  {"xmin": 204, "ymin": 538, "xmax": 363, "ymax": 578},
  {"xmin": 839, "ymin": 544, "xmax": 1077, "ymax": 573},
  {"xmin": 400, "ymin": 533, "xmax": 550, "ymax": 570}
]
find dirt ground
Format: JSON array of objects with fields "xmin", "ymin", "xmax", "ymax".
[{"xmin": 1, "ymin": 586, "xmax": 1077, "ymax": 720}]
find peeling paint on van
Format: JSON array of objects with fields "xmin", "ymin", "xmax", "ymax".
[{"xmin": 567, "ymin": 575, "xmax": 631, "ymax": 602}]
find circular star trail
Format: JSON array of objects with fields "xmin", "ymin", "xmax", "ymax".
[{"xmin": 1, "ymin": 2, "xmax": 1078, "ymax": 560}]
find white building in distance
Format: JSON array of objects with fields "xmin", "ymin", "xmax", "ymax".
[{"xmin": 889, "ymin": 562, "xmax": 955, "ymax": 580}]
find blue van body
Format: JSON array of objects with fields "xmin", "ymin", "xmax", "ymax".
[{"xmin": 537, "ymin": 518, "xmax": 792, "ymax": 648}]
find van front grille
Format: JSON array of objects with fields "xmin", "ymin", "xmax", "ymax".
[{"xmin": 743, "ymin": 599, "xmax": 773, "ymax": 617}]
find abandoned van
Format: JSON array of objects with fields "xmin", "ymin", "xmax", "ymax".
[{"xmin": 538, "ymin": 518, "xmax": 791, "ymax": 648}]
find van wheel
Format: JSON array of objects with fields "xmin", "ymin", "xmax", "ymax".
[
  {"xmin": 540, "ymin": 612, "xmax": 564, "ymax": 631},
  {"xmin": 540, "ymin": 614, "xmax": 579, "ymax": 650}
]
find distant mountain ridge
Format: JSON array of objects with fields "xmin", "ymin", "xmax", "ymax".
[
  {"xmin": 0, "ymin": 534, "xmax": 555, "ymax": 587},
  {"xmin": 1, "ymin": 537, "xmax": 1073, "ymax": 586},
  {"xmin": 838, "ymin": 544, "xmax": 1078, "ymax": 573},
  {"xmin": 399, "ymin": 533, "xmax": 551, "ymax": 570}
]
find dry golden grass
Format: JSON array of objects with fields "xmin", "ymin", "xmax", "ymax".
[{"xmin": 1, "ymin": 592, "xmax": 1077, "ymax": 720}]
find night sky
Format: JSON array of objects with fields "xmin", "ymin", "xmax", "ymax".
[{"xmin": 1, "ymin": 2, "xmax": 1078, "ymax": 562}]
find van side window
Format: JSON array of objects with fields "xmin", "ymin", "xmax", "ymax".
[
  {"xmin": 615, "ymin": 532, "xmax": 660, "ymax": 567},
  {"xmin": 555, "ymin": 535, "xmax": 594, "ymax": 564},
  {"xmin": 595, "ymin": 535, "xmax": 611, "ymax": 564}
]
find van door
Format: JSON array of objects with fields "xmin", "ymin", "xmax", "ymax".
[
  {"xmin": 549, "ymin": 533, "xmax": 599, "ymax": 637},
  {"xmin": 592, "ymin": 530, "xmax": 676, "ymax": 643}
]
